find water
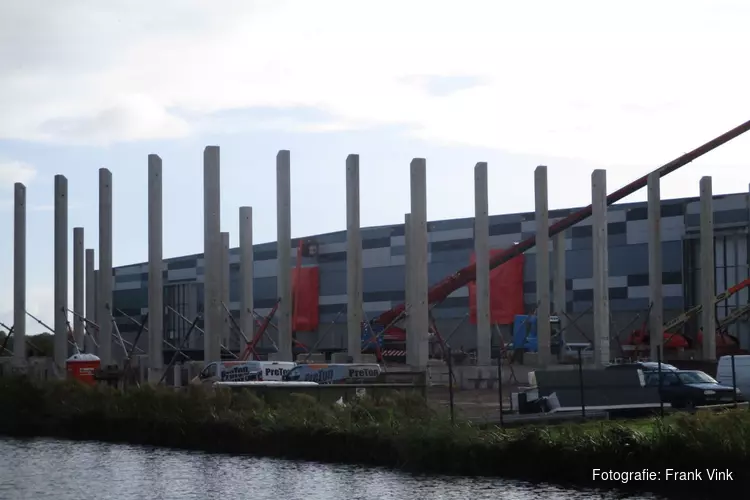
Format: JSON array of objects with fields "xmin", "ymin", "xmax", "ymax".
[{"xmin": 0, "ymin": 437, "xmax": 663, "ymax": 500}]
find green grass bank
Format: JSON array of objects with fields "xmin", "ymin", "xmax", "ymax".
[{"xmin": 1, "ymin": 377, "xmax": 748, "ymax": 496}]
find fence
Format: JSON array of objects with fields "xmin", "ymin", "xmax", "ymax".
[{"xmin": 443, "ymin": 346, "xmax": 746, "ymax": 427}]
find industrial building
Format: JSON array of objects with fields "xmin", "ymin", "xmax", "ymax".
[
  {"xmin": 8, "ymin": 121, "xmax": 750, "ymax": 382},
  {"xmin": 110, "ymin": 189, "xmax": 750, "ymax": 358}
]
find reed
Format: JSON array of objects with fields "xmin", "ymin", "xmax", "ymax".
[{"xmin": 1, "ymin": 376, "xmax": 748, "ymax": 494}]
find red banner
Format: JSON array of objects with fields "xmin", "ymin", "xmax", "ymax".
[
  {"xmin": 292, "ymin": 266, "xmax": 320, "ymax": 331},
  {"xmin": 468, "ymin": 251, "xmax": 525, "ymax": 325}
]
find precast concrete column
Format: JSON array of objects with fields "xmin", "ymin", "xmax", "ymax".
[
  {"xmin": 239, "ymin": 207, "xmax": 254, "ymax": 358},
  {"xmin": 647, "ymin": 172, "xmax": 663, "ymax": 361},
  {"xmin": 85, "ymin": 249, "xmax": 97, "ymax": 354},
  {"xmin": 474, "ymin": 162, "xmax": 491, "ymax": 366},
  {"xmin": 220, "ymin": 231, "xmax": 230, "ymax": 348},
  {"xmin": 54, "ymin": 175, "xmax": 68, "ymax": 375},
  {"xmin": 404, "ymin": 213, "xmax": 415, "ymax": 367},
  {"xmin": 13, "ymin": 183, "xmax": 26, "ymax": 371},
  {"xmin": 148, "ymin": 154, "xmax": 164, "ymax": 383},
  {"xmin": 276, "ymin": 150, "xmax": 293, "ymax": 361},
  {"xmin": 92, "ymin": 270, "xmax": 100, "ymax": 325},
  {"xmin": 553, "ymin": 231, "xmax": 567, "ymax": 348},
  {"xmin": 534, "ymin": 166, "xmax": 551, "ymax": 366},
  {"xmin": 409, "ymin": 158, "xmax": 429, "ymax": 370},
  {"xmin": 346, "ymin": 154, "xmax": 363, "ymax": 362},
  {"xmin": 700, "ymin": 176, "xmax": 716, "ymax": 360},
  {"xmin": 73, "ymin": 227, "xmax": 85, "ymax": 351},
  {"xmin": 591, "ymin": 169, "xmax": 610, "ymax": 368},
  {"xmin": 98, "ymin": 169, "xmax": 113, "ymax": 367},
  {"xmin": 203, "ymin": 146, "xmax": 222, "ymax": 363}
]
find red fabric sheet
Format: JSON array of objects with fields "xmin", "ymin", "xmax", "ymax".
[
  {"xmin": 468, "ymin": 251, "xmax": 525, "ymax": 325},
  {"xmin": 292, "ymin": 266, "xmax": 320, "ymax": 331}
]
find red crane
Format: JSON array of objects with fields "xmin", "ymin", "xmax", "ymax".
[{"xmin": 367, "ymin": 119, "xmax": 750, "ymax": 356}]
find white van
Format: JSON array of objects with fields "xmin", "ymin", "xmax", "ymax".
[
  {"xmin": 193, "ymin": 360, "xmax": 296, "ymax": 384},
  {"xmin": 716, "ymin": 355, "xmax": 750, "ymax": 396}
]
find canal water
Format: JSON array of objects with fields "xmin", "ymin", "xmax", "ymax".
[{"xmin": 0, "ymin": 437, "xmax": 664, "ymax": 500}]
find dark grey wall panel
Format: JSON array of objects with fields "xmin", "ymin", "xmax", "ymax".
[
  {"xmin": 254, "ymin": 276, "xmax": 277, "ymax": 300},
  {"xmin": 363, "ymin": 266, "xmax": 403, "ymax": 292},
  {"xmin": 319, "ymin": 270, "xmax": 346, "ymax": 296}
]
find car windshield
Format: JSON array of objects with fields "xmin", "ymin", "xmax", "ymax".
[
  {"xmin": 677, "ymin": 371, "xmax": 717, "ymax": 385},
  {"xmin": 199, "ymin": 363, "xmax": 217, "ymax": 379},
  {"xmin": 284, "ymin": 367, "xmax": 301, "ymax": 381}
]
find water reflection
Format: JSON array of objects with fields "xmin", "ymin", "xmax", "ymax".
[{"xmin": 0, "ymin": 437, "xmax": 663, "ymax": 500}]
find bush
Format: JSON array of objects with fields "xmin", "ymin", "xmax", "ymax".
[{"xmin": 1, "ymin": 376, "xmax": 749, "ymax": 494}]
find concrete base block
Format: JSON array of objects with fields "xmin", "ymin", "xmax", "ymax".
[
  {"xmin": 297, "ymin": 353, "xmax": 326, "ymax": 363},
  {"xmin": 522, "ymin": 352, "xmax": 539, "ymax": 365},
  {"xmin": 174, "ymin": 364, "xmax": 182, "ymax": 388},
  {"xmin": 331, "ymin": 352, "xmax": 353, "ymax": 363},
  {"xmin": 0, "ymin": 357, "xmax": 55, "ymax": 381},
  {"xmin": 427, "ymin": 363, "xmax": 540, "ymax": 389}
]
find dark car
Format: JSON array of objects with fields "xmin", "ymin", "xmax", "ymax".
[
  {"xmin": 643, "ymin": 369, "xmax": 744, "ymax": 409},
  {"xmin": 605, "ymin": 361, "xmax": 679, "ymax": 372}
]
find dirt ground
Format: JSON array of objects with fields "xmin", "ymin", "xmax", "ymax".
[{"xmin": 426, "ymin": 385, "xmax": 519, "ymax": 421}]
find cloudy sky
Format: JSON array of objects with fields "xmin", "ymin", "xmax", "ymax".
[{"xmin": 1, "ymin": 0, "xmax": 749, "ymax": 333}]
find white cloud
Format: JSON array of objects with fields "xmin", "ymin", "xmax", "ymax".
[
  {"xmin": 0, "ymin": 0, "xmax": 749, "ymax": 167},
  {"xmin": 0, "ymin": 161, "xmax": 37, "ymax": 190}
]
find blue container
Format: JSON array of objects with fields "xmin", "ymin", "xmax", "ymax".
[{"xmin": 512, "ymin": 314, "xmax": 538, "ymax": 352}]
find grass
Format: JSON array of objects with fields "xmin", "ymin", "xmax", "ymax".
[{"xmin": 1, "ymin": 376, "xmax": 749, "ymax": 495}]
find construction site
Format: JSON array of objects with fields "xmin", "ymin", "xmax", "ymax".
[{"xmin": 2, "ymin": 121, "xmax": 750, "ymax": 419}]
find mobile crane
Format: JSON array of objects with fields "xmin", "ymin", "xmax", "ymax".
[{"xmin": 362, "ymin": 119, "xmax": 750, "ymax": 362}]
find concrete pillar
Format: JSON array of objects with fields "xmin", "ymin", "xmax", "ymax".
[
  {"xmin": 220, "ymin": 231, "xmax": 230, "ymax": 348},
  {"xmin": 553, "ymin": 231, "xmax": 567, "ymax": 349},
  {"xmin": 239, "ymin": 207, "xmax": 254, "ymax": 357},
  {"xmin": 346, "ymin": 154, "xmax": 363, "ymax": 362},
  {"xmin": 535, "ymin": 166, "xmax": 551, "ymax": 366},
  {"xmin": 700, "ymin": 176, "xmax": 716, "ymax": 360},
  {"xmin": 404, "ymin": 213, "xmax": 415, "ymax": 366},
  {"xmin": 98, "ymin": 168, "xmax": 113, "ymax": 367},
  {"xmin": 13, "ymin": 183, "xmax": 26, "ymax": 370},
  {"xmin": 409, "ymin": 158, "xmax": 429, "ymax": 369},
  {"xmin": 276, "ymin": 150, "xmax": 293, "ymax": 361},
  {"xmin": 174, "ymin": 363, "xmax": 182, "ymax": 388},
  {"xmin": 73, "ymin": 227, "xmax": 85, "ymax": 351},
  {"xmin": 92, "ymin": 270, "xmax": 99, "ymax": 324},
  {"xmin": 474, "ymin": 162, "xmax": 491, "ymax": 366},
  {"xmin": 591, "ymin": 169, "xmax": 610, "ymax": 368},
  {"xmin": 54, "ymin": 175, "xmax": 68, "ymax": 375},
  {"xmin": 647, "ymin": 172, "xmax": 663, "ymax": 361},
  {"xmin": 203, "ymin": 146, "xmax": 222, "ymax": 363},
  {"xmin": 85, "ymin": 248, "xmax": 96, "ymax": 354},
  {"xmin": 148, "ymin": 154, "xmax": 164, "ymax": 383}
]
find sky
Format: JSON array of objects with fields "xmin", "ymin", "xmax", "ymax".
[{"xmin": 1, "ymin": 0, "xmax": 750, "ymax": 334}]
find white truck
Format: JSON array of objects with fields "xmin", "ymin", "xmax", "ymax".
[
  {"xmin": 282, "ymin": 363, "xmax": 382, "ymax": 384},
  {"xmin": 193, "ymin": 360, "xmax": 296, "ymax": 384}
]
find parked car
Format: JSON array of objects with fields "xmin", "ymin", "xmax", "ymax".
[
  {"xmin": 605, "ymin": 361, "xmax": 679, "ymax": 372},
  {"xmin": 643, "ymin": 369, "xmax": 744, "ymax": 409},
  {"xmin": 716, "ymin": 355, "xmax": 750, "ymax": 396}
]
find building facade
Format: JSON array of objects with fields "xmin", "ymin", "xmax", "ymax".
[{"xmin": 112, "ymin": 190, "xmax": 750, "ymax": 356}]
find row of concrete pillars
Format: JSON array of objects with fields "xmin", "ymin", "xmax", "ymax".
[{"xmin": 9, "ymin": 151, "xmax": 718, "ymax": 379}]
